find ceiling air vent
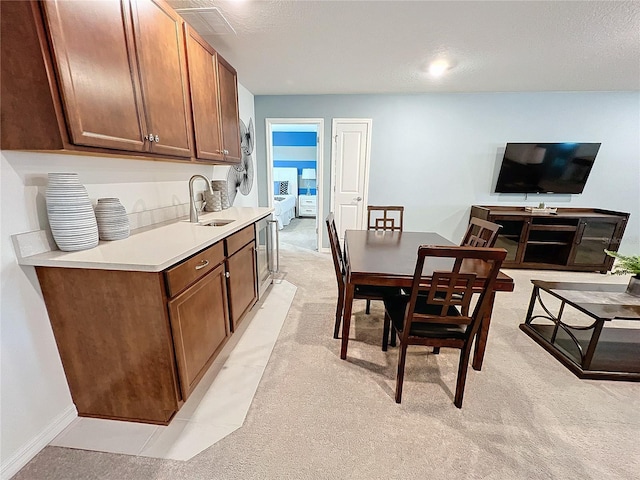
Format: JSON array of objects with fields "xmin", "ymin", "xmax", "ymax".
[{"xmin": 174, "ymin": 7, "xmax": 236, "ymax": 35}]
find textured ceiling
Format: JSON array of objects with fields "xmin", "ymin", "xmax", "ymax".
[{"xmin": 168, "ymin": 0, "xmax": 640, "ymax": 95}]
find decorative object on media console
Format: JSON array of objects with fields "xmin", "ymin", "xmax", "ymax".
[
  {"xmin": 227, "ymin": 118, "xmax": 255, "ymax": 206},
  {"xmin": 94, "ymin": 198, "xmax": 130, "ymax": 241},
  {"xmin": 212, "ymin": 180, "xmax": 230, "ymax": 209},
  {"xmin": 301, "ymin": 168, "xmax": 316, "ymax": 195},
  {"xmin": 45, "ymin": 173, "xmax": 99, "ymax": 251},
  {"xmin": 605, "ymin": 250, "xmax": 640, "ymax": 297}
]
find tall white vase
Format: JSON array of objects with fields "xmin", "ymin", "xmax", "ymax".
[
  {"xmin": 45, "ymin": 173, "xmax": 99, "ymax": 251},
  {"xmin": 95, "ymin": 198, "xmax": 130, "ymax": 240}
]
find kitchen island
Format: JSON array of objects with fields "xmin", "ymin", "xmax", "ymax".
[{"xmin": 14, "ymin": 207, "xmax": 273, "ymax": 425}]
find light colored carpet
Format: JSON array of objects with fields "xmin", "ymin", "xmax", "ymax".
[
  {"xmin": 278, "ymin": 217, "xmax": 317, "ymax": 251},
  {"xmin": 13, "ymin": 243, "xmax": 640, "ymax": 479}
]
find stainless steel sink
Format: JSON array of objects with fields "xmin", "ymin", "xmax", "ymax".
[{"xmin": 199, "ymin": 219, "xmax": 235, "ymax": 227}]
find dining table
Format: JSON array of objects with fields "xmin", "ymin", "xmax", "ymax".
[{"xmin": 341, "ymin": 229, "xmax": 515, "ymax": 370}]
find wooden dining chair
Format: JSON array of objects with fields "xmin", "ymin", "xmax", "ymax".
[
  {"xmin": 326, "ymin": 213, "xmax": 398, "ymax": 340},
  {"xmin": 367, "ymin": 205, "xmax": 404, "ymax": 232},
  {"xmin": 381, "ymin": 245, "xmax": 506, "ymax": 407},
  {"xmin": 364, "ymin": 205, "xmax": 405, "ymax": 314},
  {"xmin": 461, "ymin": 217, "xmax": 502, "ymax": 247}
]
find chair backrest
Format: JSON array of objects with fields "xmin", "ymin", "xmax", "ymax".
[
  {"xmin": 461, "ymin": 217, "xmax": 502, "ymax": 247},
  {"xmin": 325, "ymin": 213, "xmax": 345, "ymax": 289},
  {"xmin": 367, "ymin": 205, "xmax": 404, "ymax": 231},
  {"xmin": 402, "ymin": 246, "xmax": 506, "ymax": 340}
]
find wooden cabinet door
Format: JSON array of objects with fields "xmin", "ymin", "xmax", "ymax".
[
  {"xmin": 226, "ymin": 241, "xmax": 257, "ymax": 331},
  {"xmin": 217, "ymin": 55, "xmax": 241, "ymax": 163},
  {"xmin": 168, "ymin": 264, "xmax": 229, "ymax": 400},
  {"xmin": 42, "ymin": 0, "xmax": 147, "ymax": 151},
  {"xmin": 131, "ymin": 0, "xmax": 193, "ymax": 158},
  {"xmin": 184, "ymin": 25, "xmax": 224, "ymax": 162}
]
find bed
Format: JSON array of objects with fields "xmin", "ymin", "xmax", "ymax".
[{"xmin": 273, "ymin": 167, "xmax": 298, "ymax": 230}]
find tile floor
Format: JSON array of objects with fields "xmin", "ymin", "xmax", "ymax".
[{"xmin": 49, "ymin": 280, "xmax": 297, "ymax": 461}]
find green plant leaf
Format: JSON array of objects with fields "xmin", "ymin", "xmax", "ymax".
[{"xmin": 604, "ymin": 250, "xmax": 640, "ymax": 275}]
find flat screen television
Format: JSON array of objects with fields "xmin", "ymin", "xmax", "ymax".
[{"xmin": 494, "ymin": 143, "xmax": 601, "ymax": 194}]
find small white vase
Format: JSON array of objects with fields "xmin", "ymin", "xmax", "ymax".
[
  {"xmin": 45, "ymin": 173, "xmax": 99, "ymax": 251},
  {"xmin": 94, "ymin": 198, "xmax": 130, "ymax": 241},
  {"xmin": 204, "ymin": 190, "xmax": 222, "ymax": 212},
  {"xmin": 212, "ymin": 180, "xmax": 230, "ymax": 209}
]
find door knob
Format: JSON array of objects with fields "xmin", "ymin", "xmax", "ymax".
[{"xmin": 354, "ymin": 196, "xmax": 362, "ymax": 201}]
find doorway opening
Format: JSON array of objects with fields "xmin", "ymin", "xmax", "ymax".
[{"xmin": 266, "ymin": 118, "xmax": 324, "ymax": 252}]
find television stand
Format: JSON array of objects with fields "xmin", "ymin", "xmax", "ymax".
[{"xmin": 470, "ymin": 206, "xmax": 629, "ymax": 272}]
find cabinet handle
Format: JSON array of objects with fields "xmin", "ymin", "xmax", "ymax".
[
  {"xmin": 575, "ymin": 223, "xmax": 586, "ymax": 245},
  {"xmin": 154, "ymin": 134, "xmax": 159, "ymax": 143},
  {"xmin": 195, "ymin": 259, "xmax": 210, "ymax": 270},
  {"xmin": 225, "ymin": 271, "xmax": 230, "ymax": 278},
  {"xmin": 223, "ymin": 149, "xmax": 229, "ymax": 155},
  {"xmin": 145, "ymin": 133, "xmax": 155, "ymax": 142}
]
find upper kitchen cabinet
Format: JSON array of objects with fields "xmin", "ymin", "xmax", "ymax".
[
  {"xmin": 40, "ymin": 0, "xmax": 148, "ymax": 152},
  {"xmin": 217, "ymin": 56, "xmax": 242, "ymax": 163},
  {"xmin": 184, "ymin": 24, "xmax": 241, "ymax": 164},
  {"xmin": 130, "ymin": 0, "xmax": 193, "ymax": 158},
  {"xmin": 1, "ymin": 0, "xmax": 240, "ymax": 164},
  {"xmin": 184, "ymin": 25, "xmax": 224, "ymax": 162}
]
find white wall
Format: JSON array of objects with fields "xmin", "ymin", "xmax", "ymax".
[
  {"xmin": 254, "ymin": 92, "xmax": 640, "ymax": 252},
  {"xmin": 0, "ymin": 84, "xmax": 256, "ymax": 478}
]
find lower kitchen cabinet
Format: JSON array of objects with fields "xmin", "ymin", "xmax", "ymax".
[
  {"xmin": 34, "ymin": 224, "xmax": 261, "ymax": 424},
  {"xmin": 224, "ymin": 225, "xmax": 258, "ymax": 331},
  {"xmin": 226, "ymin": 241, "xmax": 257, "ymax": 331},
  {"xmin": 168, "ymin": 263, "xmax": 229, "ymax": 401},
  {"xmin": 36, "ymin": 267, "xmax": 181, "ymax": 424}
]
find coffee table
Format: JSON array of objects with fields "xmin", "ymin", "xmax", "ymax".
[{"xmin": 520, "ymin": 280, "xmax": 640, "ymax": 381}]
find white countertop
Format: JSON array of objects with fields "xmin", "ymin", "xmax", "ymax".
[{"xmin": 15, "ymin": 207, "xmax": 273, "ymax": 272}]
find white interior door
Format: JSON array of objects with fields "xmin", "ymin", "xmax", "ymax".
[{"xmin": 331, "ymin": 119, "xmax": 372, "ymax": 240}]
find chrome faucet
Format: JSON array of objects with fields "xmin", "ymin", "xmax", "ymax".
[{"xmin": 189, "ymin": 174, "xmax": 213, "ymax": 223}]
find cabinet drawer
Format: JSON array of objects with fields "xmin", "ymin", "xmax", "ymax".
[
  {"xmin": 299, "ymin": 206, "xmax": 316, "ymax": 215},
  {"xmin": 300, "ymin": 197, "xmax": 316, "ymax": 206},
  {"xmin": 225, "ymin": 225, "xmax": 255, "ymax": 256},
  {"xmin": 165, "ymin": 242, "xmax": 224, "ymax": 297}
]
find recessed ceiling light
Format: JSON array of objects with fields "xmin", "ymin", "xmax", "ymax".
[{"xmin": 428, "ymin": 60, "xmax": 451, "ymax": 77}]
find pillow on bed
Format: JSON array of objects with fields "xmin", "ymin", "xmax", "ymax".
[{"xmin": 274, "ymin": 180, "xmax": 289, "ymax": 195}]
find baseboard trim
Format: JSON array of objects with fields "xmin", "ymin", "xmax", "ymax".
[{"xmin": 1, "ymin": 404, "xmax": 77, "ymax": 480}]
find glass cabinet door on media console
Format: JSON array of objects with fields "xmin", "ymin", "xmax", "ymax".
[
  {"xmin": 568, "ymin": 217, "xmax": 627, "ymax": 271},
  {"xmin": 492, "ymin": 216, "xmax": 527, "ymax": 263}
]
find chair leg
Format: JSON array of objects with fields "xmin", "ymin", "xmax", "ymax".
[
  {"xmin": 390, "ymin": 325, "xmax": 396, "ymax": 347},
  {"xmin": 433, "ymin": 347, "xmax": 440, "ymax": 354},
  {"xmin": 454, "ymin": 345, "xmax": 473, "ymax": 408},
  {"xmin": 395, "ymin": 344, "xmax": 408, "ymax": 403},
  {"xmin": 365, "ymin": 299, "xmax": 371, "ymax": 314},
  {"xmin": 333, "ymin": 290, "xmax": 345, "ymax": 339},
  {"xmin": 382, "ymin": 312, "xmax": 391, "ymax": 351}
]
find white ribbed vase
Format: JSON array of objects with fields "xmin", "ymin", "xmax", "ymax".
[
  {"xmin": 45, "ymin": 173, "xmax": 99, "ymax": 251},
  {"xmin": 94, "ymin": 198, "xmax": 130, "ymax": 241}
]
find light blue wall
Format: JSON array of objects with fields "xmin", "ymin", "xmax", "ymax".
[
  {"xmin": 255, "ymin": 92, "xmax": 640, "ymax": 252},
  {"xmin": 272, "ymin": 131, "xmax": 317, "ymax": 195}
]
